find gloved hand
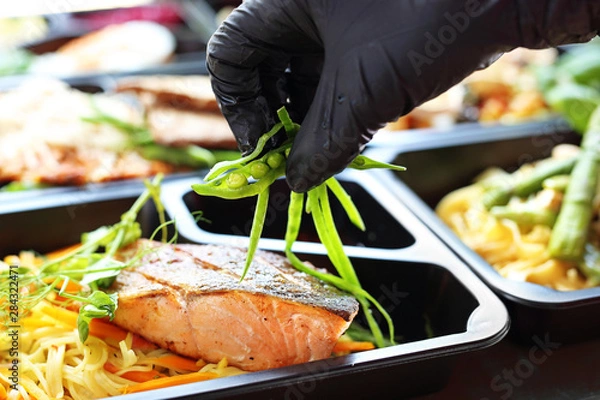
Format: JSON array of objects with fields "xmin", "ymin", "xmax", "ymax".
[{"xmin": 207, "ymin": 0, "xmax": 599, "ymax": 192}]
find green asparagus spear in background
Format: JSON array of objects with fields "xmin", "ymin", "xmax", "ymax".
[
  {"xmin": 481, "ymin": 157, "xmax": 577, "ymax": 210},
  {"xmin": 542, "ymin": 175, "xmax": 571, "ymax": 192},
  {"xmin": 491, "ymin": 205, "xmax": 557, "ymax": 227},
  {"xmin": 138, "ymin": 144, "xmax": 216, "ymax": 168},
  {"xmin": 548, "ymin": 107, "xmax": 600, "ymax": 261},
  {"xmin": 481, "ymin": 179, "xmax": 514, "ymax": 210},
  {"xmin": 578, "ymin": 243, "xmax": 600, "ymax": 285},
  {"xmin": 513, "ymin": 157, "xmax": 578, "ymax": 197}
]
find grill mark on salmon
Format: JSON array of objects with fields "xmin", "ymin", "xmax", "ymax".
[{"xmin": 111, "ymin": 240, "xmax": 359, "ymax": 371}]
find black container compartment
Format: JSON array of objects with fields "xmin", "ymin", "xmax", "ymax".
[
  {"xmin": 0, "ymin": 181, "xmax": 166, "ymax": 257},
  {"xmin": 369, "ymin": 120, "xmax": 600, "ymax": 343},
  {"xmin": 177, "ymin": 178, "xmax": 415, "ymax": 250},
  {"xmin": 299, "ymin": 255, "xmax": 480, "ymax": 342},
  {"xmin": 120, "ymin": 254, "xmax": 481, "ymax": 400},
  {"xmin": 0, "ymin": 169, "xmax": 509, "ymax": 399}
]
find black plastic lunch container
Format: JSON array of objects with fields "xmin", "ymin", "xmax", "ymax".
[
  {"xmin": 0, "ymin": 168, "xmax": 509, "ymax": 399},
  {"xmin": 367, "ymin": 119, "xmax": 600, "ymax": 344}
]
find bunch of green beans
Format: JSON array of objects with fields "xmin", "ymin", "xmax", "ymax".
[{"xmin": 192, "ymin": 108, "xmax": 405, "ymax": 347}]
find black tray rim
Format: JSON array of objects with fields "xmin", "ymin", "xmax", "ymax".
[{"xmin": 365, "ymin": 121, "xmax": 600, "ymax": 309}]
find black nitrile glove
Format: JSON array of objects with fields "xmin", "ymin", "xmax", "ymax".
[{"xmin": 207, "ymin": 0, "xmax": 599, "ymax": 192}]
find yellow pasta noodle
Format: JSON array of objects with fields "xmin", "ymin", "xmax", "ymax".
[
  {"xmin": 0, "ymin": 252, "xmax": 246, "ymax": 399},
  {"xmin": 0, "ymin": 300, "xmax": 246, "ymax": 399},
  {"xmin": 436, "ymin": 181, "xmax": 595, "ymax": 291}
]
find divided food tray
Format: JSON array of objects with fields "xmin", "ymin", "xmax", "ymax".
[
  {"xmin": 0, "ymin": 62, "xmax": 208, "ymax": 196},
  {"xmin": 367, "ymin": 120, "xmax": 600, "ymax": 343},
  {"xmin": 0, "ymin": 56, "xmax": 208, "ymax": 94},
  {"xmin": 1, "ymin": 170, "xmax": 508, "ymax": 399},
  {"xmin": 4, "ymin": 2, "xmax": 210, "ymax": 82}
]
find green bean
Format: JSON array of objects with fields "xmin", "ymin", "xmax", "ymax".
[
  {"xmin": 266, "ymin": 152, "xmax": 285, "ymax": 169},
  {"xmin": 317, "ymin": 185, "xmax": 393, "ymax": 345},
  {"xmin": 226, "ymin": 172, "xmax": 248, "ymax": 189},
  {"xmin": 192, "ymin": 164, "xmax": 285, "ymax": 199},
  {"xmin": 285, "ymin": 250, "xmax": 378, "ymax": 300},
  {"xmin": 325, "ymin": 177, "xmax": 366, "ymax": 231},
  {"xmin": 204, "ymin": 122, "xmax": 283, "ymax": 181},
  {"xmin": 249, "ymin": 161, "xmax": 270, "ymax": 179},
  {"xmin": 312, "ymin": 185, "xmax": 358, "ymax": 283},
  {"xmin": 285, "ymin": 246, "xmax": 398, "ymax": 347},
  {"xmin": 306, "ymin": 185, "xmax": 392, "ymax": 347},
  {"xmin": 349, "ymin": 155, "xmax": 407, "ymax": 172},
  {"xmin": 285, "ymin": 192, "xmax": 304, "ymax": 251},
  {"xmin": 307, "ymin": 187, "xmax": 345, "ymax": 269},
  {"xmin": 190, "ymin": 106, "xmax": 403, "ymax": 347},
  {"xmin": 277, "ymin": 107, "xmax": 300, "ymax": 137},
  {"xmin": 213, "ymin": 150, "xmax": 245, "ymax": 162},
  {"xmin": 241, "ymin": 189, "xmax": 270, "ymax": 280}
]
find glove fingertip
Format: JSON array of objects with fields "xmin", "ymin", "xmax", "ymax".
[{"xmin": 285, "ymin": 137, "xmax": 351, "ymax": 193}]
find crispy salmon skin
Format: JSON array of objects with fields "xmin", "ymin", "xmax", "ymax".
[{"xmin": 111, "ymin": 240, "xmax": 359, "ymax": 371}]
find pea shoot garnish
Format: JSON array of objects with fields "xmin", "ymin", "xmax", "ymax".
[
  {"xmin": 0, "ymin": 175, "xmax": 169, "ymax": 343},
  {"xmin": 192, "ymin": 108, "xmax": 406, "ymax": 347}
]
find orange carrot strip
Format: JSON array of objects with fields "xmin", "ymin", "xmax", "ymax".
[
  {"xmin": 46, "ymin": 244, "xmax": 82, "ymax": 260},
  {"xmin": 121, "ymin": 372, "xmax": 219, "ymax": 394},
  {"xmin": 103, "ymin": 362, "xmax": 166, "ymax": 382},
  {"xmin": 145, "ymin": 355, "xmax": 203, "ymax": 372},
  {"xmin": 332, "ymin": 341, "xmax": 376, "ymax": 353},
  {"xmin": 91, "ymin": 320, "xmax": 157, "ymax": 351},
  {"xmin": 42, "ymin": 277, "xmax": 83, "ymax": 293},
  {"xmin": 40, "ymin": 302, "xmax": 157, "ymax": 351}
]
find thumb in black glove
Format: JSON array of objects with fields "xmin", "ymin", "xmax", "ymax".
[{"xmin": 207, "ymin": 0, "xmax": 599, "ymax": 192}]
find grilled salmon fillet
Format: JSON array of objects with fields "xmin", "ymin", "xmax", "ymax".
[
  {"xmin": 147, "ymin": 107, "xmax": 237, "ymax": 149},
  {"xmin": 115, "ymin": 75, "xmax": 220, "ymax": 112},
  {"xmin": 111, "ymin": 240, "xmax": 359, "ymax": 371},
  {"xmin": 116, "ymin": 75, "xmax": 237, "ymax": 149},
  {"xmin": 0, "ymin": 79, "xmax": 174, "ymax": 185}
]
